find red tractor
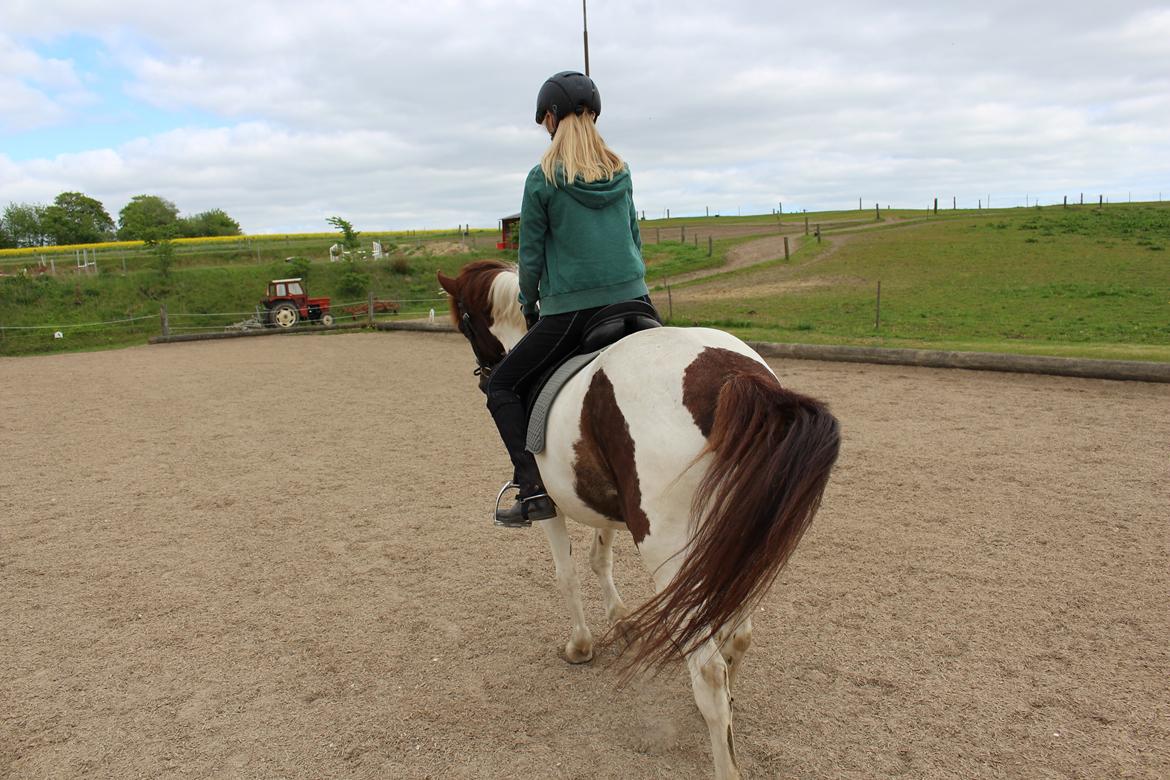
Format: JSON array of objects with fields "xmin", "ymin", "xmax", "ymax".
[{"xmin": 262, "ymin": 278, "xmax": 334, "ymax": 328}]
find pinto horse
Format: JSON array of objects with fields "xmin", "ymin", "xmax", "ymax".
[{"xmin": 438, "ymin": 260, "xmax": 839, "ymax": 780}]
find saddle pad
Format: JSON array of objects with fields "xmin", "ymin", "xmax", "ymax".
[{"xmin": 526, "ymin": 350, "xmax": 602, "ymax": 454}]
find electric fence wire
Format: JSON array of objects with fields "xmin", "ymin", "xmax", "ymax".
[{"xmin": 0, "ymin": 313, "xmax": 160, "ymax": 331}]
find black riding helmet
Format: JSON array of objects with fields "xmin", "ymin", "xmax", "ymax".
[{"xmin": 535, "ymin": 71, "xmax": 601, "ymax": 125}]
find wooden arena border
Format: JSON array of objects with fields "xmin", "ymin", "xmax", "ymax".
[{"xmin": 150, "ymin": 320, "xmax": 1170, "ymax": 383}]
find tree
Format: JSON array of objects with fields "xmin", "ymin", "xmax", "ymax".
[
  {"xmin": 326, "ymin": 216, "xmax": 360, "ymax": 251},
  {"xmin": 177, "ymin": 208, "xmax": 242, "ymax": 238},
  {"xmin": 117, "ymin": 195, "xmax": 179, "ymax": 241},
  {"xmin": 2, "ymin": 202, "xmax": 49, "ymax": 247},
  {"xmin": 42, "ymin": 192, "xmax": 115, "ymax": 246}
]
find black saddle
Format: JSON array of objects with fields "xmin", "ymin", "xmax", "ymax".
[
  {"xmin": 524, "ymin": 299, "xmax": 662, "ymax": 418},
  {"xmin": 580, "ymin": 299, "xmax": 663, "ymax": 352}
]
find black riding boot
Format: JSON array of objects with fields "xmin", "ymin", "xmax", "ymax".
[{"xmin": 487, "ymin": 398, "xmax": 556, "ymax": 527}]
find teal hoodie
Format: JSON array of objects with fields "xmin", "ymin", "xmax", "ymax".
[{"xmin": 517, "ymin": 164, "xmax": 648, "ymax": 316}]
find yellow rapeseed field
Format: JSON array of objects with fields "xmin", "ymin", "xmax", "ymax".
[{"xmin": 0, "ymin": 229, "xmax": 460, "ymax": 260}]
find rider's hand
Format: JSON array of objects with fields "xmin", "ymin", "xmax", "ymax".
[{"xmin": 524, "ymin": 308, "xmax": 538, "ymax": 329}]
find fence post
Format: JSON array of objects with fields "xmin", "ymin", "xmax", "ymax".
[
  {"xmin": 707, "ymin": 236, "xmax": 712, "ymax": 256},
  {"xmin": 693, "ymin": 234, "xmax": 698, "ymax": 248},
  {"xmin": 875, "ymin": 202, "xmax": 880, "ymax": 221},
  {"xmin": 875, "ymin": 281, "xmax": 881, "ymax": 330},
  {"xmin": 367, "ymin": 291, "xmax": 375, "ymax": 324},
  {"xmin": 681, "ymin": 225, "xmax": 686, "ymax": 242},
  {"xmin": 666, "ymin": 281, "xmax": 673, "ymax": 321},
  {"xmin": 784, "ymin": 236, "xmax": 790, "ymax": 261},
  {"xmin": 160, "ymin": 304, "xmax": 169, "ymax": 337},
  {"xmin": 656, "ymin": 227, "xmax": 660, "ymax": 243},
  {"xmin": 933, "ymin": 197, "xmax": 938, "ymax": 215},
  {"xmin": 804, "ymin": 216, "xmax": 809, "ymax": 235},
  {"xmin": 815, "ymin": 224, "xmax": 821, "ymax": 244}
]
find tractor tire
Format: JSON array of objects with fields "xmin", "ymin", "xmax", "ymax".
[
  {"xmin": 321, "ymin": 313, "xmax": 335, "ymax": 327},
  {"xmin": 271, "ymin": 302, "xmax": 300, "ymax": 328}
]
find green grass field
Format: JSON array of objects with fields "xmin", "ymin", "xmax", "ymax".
[
  {"xmin": 662, "ymin": 204, "xmax": 1170, "ymax": 362},
  {"xmin": 3, "ymin": 204, "xmax": 1168, "ymax": 361},
  {"xmin": 0, "ymin": 242, "xmax": 494, "ymax": 356}
]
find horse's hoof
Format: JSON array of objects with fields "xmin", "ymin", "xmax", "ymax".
[
  {"xmin": 614, "ymin": 619, "xmax": 638, "ymax": 648},
  {"xmin": 564, "ymin": 640, "xmax": 594, "ymax": 664}
]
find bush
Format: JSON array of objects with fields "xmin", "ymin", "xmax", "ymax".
[
  {"xmin": 150, "ymin": 239, "xmax": 175, "ymax": 281},
  {"xmin": 390, "ymin": 256, "xmax": 410, "ymax": 274},
  {"xmin": 285, "ymin": 256, "xmax": 311, "ymax": 280},
  {"xmin": 338, "ymin": 259, "xmax": 369, "ymax": 298}
]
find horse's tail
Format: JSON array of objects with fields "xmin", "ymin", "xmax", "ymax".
[{"xmin": 619, "ymin": 369, "xmax": 840, "ymax": 673}]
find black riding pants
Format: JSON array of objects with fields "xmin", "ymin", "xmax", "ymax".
[{"xmin": 485, "ymin": 305, "xmax": 604, "ymax": 492}]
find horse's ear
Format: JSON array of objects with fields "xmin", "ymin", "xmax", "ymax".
[{"xmin": 436, "ymin": 271, "xmax": 458, "ymax": 297}]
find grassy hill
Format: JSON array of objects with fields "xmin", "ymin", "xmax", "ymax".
[
  {"xmin": 2, "ymin": 204, "xmax": 1168, "ymax": 361},
  {"xmin": 658, "ymin": 204, "xmax": 1170, "ymax": 362}
]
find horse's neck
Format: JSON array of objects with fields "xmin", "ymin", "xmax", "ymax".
[{"xmin": 489, "ymin": 270, "xmax": 527, "ymax": 352}]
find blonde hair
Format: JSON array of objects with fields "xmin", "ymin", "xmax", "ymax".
[{"xmin": 540, "ymin": 112, "xmax": 625, "ymax": 186}]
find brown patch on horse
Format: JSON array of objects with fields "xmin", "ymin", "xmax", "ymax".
[
  {"xmin": 572, "ymin": 369, "xmax": 651, "ymax": 544},
  {"xmin": 437, "ymin": 260, "xmax": 511, "ymax": 362},
  {"xmin": 682, "ymin": 347, "xmax": 779, "ymax": 437}
]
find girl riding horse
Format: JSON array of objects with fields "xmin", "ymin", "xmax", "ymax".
[{"xmin": 486, "ymin": 70, "xmax": 654, "ymax": 528}]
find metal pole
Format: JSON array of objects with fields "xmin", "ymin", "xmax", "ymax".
[{"xmin": 582, "ymin": 0, "xmax": 590, "ymax": 76}]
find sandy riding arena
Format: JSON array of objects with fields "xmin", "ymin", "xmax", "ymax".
[{"xmin": 2, "ymin": 332, "xmax": 1166, "ymax": 779}]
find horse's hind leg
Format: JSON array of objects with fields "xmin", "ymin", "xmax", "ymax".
[
  {"xmin": 642, "ymin": 544, "xmax": 742, "ymax": 780},
  {"xmin": 588, "ymin": 528, "xmax": 630, "ymax": 625},
  {"xmin": 540, "ymin": 516, "xmax": 593, "ymax": 664},
  {"xmin": 687, "ymin": 638, "xmax": 742, "ymax": 780},
  {"xmin": 717, "ymin": 616, "xmax": 753, "ymax": 698}
]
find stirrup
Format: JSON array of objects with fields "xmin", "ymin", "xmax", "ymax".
[
  {"xmin": 493, "ymin": 482, "xmax": 556, "ymax": 527},
  {"xmin": 493, "ymin": 482, "xmax": 527, "ymax": 528},
  {"xmin": 494, "ymin": 481, "xmax": 520, "ymax": 518}
]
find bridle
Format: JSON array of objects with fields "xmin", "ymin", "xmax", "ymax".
[{"xmin": 455, "ymin": 297, "xmax": 502, "ymax": 387}]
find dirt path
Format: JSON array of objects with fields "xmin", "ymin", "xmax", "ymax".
[
  {"xmin": 2, "ymin": 332, "xmax": 1167, "ymax": 779},
  {"xmin": 662, "ymin": 216, "xmax": 922, "ymax": 289}
]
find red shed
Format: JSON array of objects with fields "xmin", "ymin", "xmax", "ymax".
[{"xmin": 497, "ymin": 213, "xmax": 520, "ymax": 250}]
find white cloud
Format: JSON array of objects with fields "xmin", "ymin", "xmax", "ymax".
[
  {"xmin": 0, "ymin": 34, "xmax": 94, "ymax": 131},
  {"xmin": 2, "ymin": 1, "xmax": 1169, "ymax": 230}
]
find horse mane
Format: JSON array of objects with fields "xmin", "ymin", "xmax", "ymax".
[
  {"xmin": 444, "ymin": 259, "xmax": 513, "ymax": 328},
  {"xmin": 487, "ymin": 269, "xmax": 525, "ymax": 336}
]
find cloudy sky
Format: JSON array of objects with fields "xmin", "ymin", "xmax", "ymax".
[{"xmin": 2, "ymin": 1, "xmax": 1168, "ymax": 234}]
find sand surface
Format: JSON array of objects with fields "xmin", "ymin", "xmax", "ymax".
[{"xmin": 2, "ymin": 331, "xmax": 1167, "ymax": 779}]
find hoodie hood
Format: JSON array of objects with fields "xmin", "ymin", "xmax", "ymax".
[{"xmin": 558, "ymin": 166, "xmax": 631, "ymax": 209}]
